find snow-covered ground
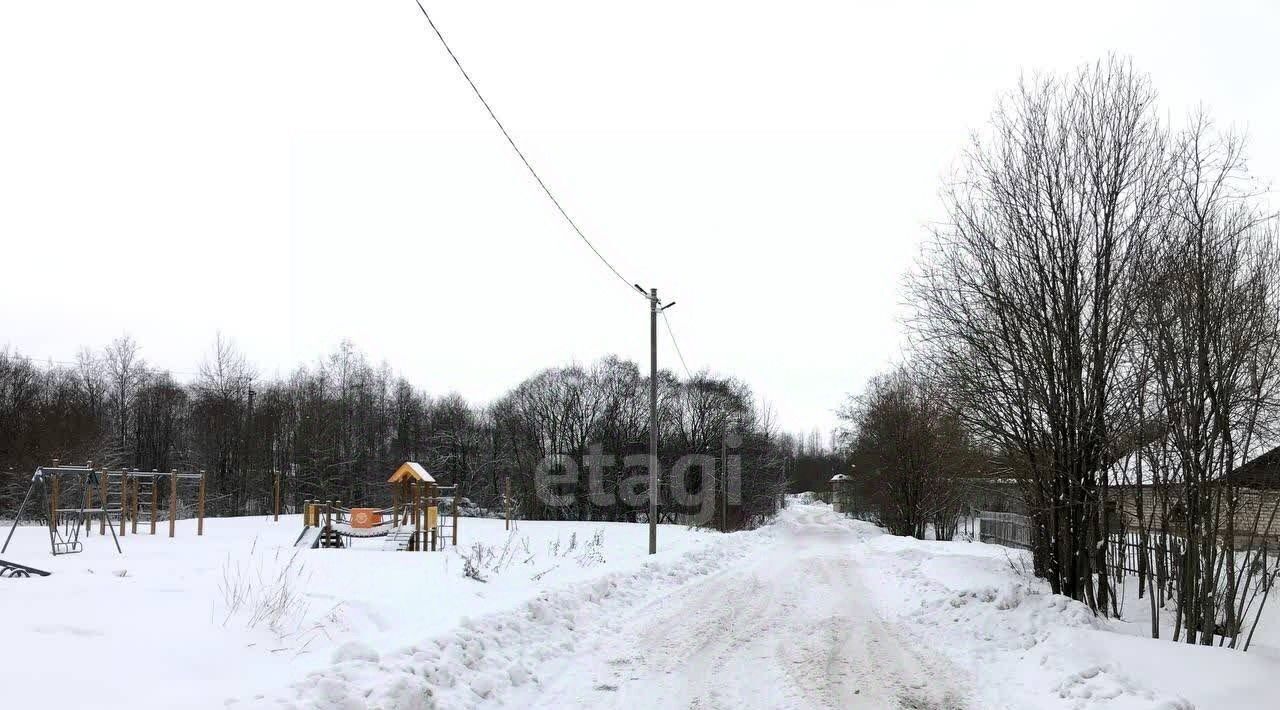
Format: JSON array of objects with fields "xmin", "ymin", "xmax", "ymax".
[
  {"xmin": 0, "ymin": 514, "xmax": 713, "ymax": 710},
  {"xmin": 3, "ymin": 501, "xmax": 1278, "ymax": 709}
]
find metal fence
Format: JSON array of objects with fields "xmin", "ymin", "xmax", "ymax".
[
  {"xmin": 978, "ymin": 510, "xmax": 1033, "ymax": 550},
  {"xmin": 973, "ymin": 512, "xmax": 1280, "ymax": 601}
]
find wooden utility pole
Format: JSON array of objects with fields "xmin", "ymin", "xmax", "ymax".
[{"xmin": 150, "ymin": 476, "xmax": 158, "ymax": 535}]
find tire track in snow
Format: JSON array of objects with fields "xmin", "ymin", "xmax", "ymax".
[
  {"xmin": 258, "ymin": 504, "xmax": 969, "ymax": 710},
  {"xmin": 507, "ymin": 505, "xmax": 969, "ymax": 710}
]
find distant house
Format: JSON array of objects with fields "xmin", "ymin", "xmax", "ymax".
[{"xmin": 1109, "ymin": 445, "xmax": 1280, "ymax": 545}]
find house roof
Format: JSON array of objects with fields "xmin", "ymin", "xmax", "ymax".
[
  {"xmin": 1225, "ymin": 446, "xmax": 1280, "ymax": 490},
  {"xmin": 388, "ymin": 461, "xmax": 435, "ymax": 484}
]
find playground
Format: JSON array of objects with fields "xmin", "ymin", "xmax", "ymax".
[{"xmin": 0, "ymin": 474, "xmax": 715, "ymax": 710}]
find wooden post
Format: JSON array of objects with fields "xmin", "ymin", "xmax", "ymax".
[
  {"xmin": 413, "ymin": 482, "xmax": 423, "ymax": 553},
  {"xmin": 169, "ymin": 470, "xmax": 177, "ymax": 538},
  {"xmin": 84, "ymin": 478, "xmax": 93, "ymax": 536},
  {"xmin": 131, "ymin": 476, "xmax": 139, "ymax": 535},
  {"xmin": 197, "ymin": 470, "xmax": 206, "ymax": 536},
  {"xmin": 273, "ymin": 471, "xmax": 281, "ymax": 523},
  {"xmin": 504, "ymin": 478, "xmax": 511, "ymax": 531},
  {"xmin": 50, "ymin": 471, "xmax": 60, "ymax": 531},
  {"xmin": 120, "ymin": 474, "xmax": 129, "ymax": 537},
  {"xmin": 324, "ymin": 501, "xmax": 332, "ymax": 548},
  {"xmin": 150, "ymin": 475, "xmax": 158, "ymax": 535},
  {"xmin": 97, "ymin": 462, "xmax": 108, "ymax": 535},
  {"xmin": 430, "ymin": 488, "xmax": 440, "ymax": 555},
  {"xmin": 452, "ymin": 492, "xmax": 459, "ymax": 547},
  {"xmin": 127, "ymin": 475, "xmax": 136, "ymax": 535}
]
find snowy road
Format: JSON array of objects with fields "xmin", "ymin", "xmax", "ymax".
[
  {"xmin": 512, "ymin": 506, "xmax": 968, "ymax": 710},
  {"xmin": 277, "ymin": 501, "xmax": 1276, "ymax": 709}
]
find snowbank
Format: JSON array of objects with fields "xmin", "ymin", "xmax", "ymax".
[
  {"xmin": 270, "ymin": 521, "xmax": 773, "ymax": 708},
  {"xmin": 0, "ymin": 514, "xmax": 714, "ymax": 710},
  {"xmin": 855, "ymin": 517, "xmax": 1276, "ymax": 709}
]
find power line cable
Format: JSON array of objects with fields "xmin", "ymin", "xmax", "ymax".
[
  {"xmin": 411, "ymin": 0, "xmax": 642, "ymax": 297},
  {"xmin": 661, "ymin": 310, "xmax": 693, "ymax": 379}
]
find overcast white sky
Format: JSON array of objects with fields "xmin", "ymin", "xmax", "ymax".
[{"xmin": 2, "ymin": 1, "xmax": 1277, "ymax": 436}]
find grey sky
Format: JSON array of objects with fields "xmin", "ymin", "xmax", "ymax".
[{"xmin": 2, "ymin": 1, "xmax": 1277, "ymax": 435}]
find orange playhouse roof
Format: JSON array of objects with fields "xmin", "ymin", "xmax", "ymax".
[{"xmin": 388, "ymin": 461, "xmax": 436, "ymax": 484}]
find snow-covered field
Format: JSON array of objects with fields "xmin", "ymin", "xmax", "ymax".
[{"xmin": 2, "ymin": 501, "xmax": 1278, "ymax": 709}]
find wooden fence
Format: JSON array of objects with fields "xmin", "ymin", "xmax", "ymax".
[{"xmin": 1107, "ymin": 531, "xmax": 1186, "ymax": 581}]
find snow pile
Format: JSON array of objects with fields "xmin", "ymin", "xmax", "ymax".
[
  {"xmin": 857, "ymin": 532, "xmax": 1195, "ymax": 709},
  {"xmin": 269, "ymin": 522, "xmax": 775, "ymax": 709}
]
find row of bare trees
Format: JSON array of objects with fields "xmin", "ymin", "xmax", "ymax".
[
  {"xmin": 1, "ymin": 338, "xmax": 790, "ymax": 526},
  {"xmin": 898, "ymin": 55, "xmax": 1280, "ymax": 645}
]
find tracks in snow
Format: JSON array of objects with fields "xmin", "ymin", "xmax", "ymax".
[{"xmin": 506, "ymin": 506, "xmax": 969, "ymax": 710}]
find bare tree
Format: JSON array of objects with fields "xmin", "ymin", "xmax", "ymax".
[
  {"xmin": 841, "ymin": 364, "xmax": 973, "ymax": 539},
  {"xmin": 103, "ymin": 334, "xmax": 145, "ymax": 455},
  {"xmin": 909, "ymin": 57, "xmax": 1170, "ymax": 613},
  {"xmin": 1134, "ymin": 115, "xmax": 1280, "ymax": 645}
]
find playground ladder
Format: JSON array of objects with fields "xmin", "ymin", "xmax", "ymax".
[
  {"xmin": 104, "ymin": 473, "xmax": 159, "ymax": 530},
  {"xmin": 317, "ymin": 527, "xmax": 344, "ymax": 549}
]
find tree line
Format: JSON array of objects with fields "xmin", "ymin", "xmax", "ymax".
[
  {"xmin": 844, "ymin": 56, "xmax": 1280, "ymax": 647},
  {"xmin": 0, "ymin": 335, "xmax": 794, "ymax": 527}
]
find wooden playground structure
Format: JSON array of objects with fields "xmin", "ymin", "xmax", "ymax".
[
  {"xmin": 2, "ymin": 459, "xmax": 207, "ymax": 557},
  {"xmin": 295, "ymin": 462, "xmax": 459, "ymax": 552}
]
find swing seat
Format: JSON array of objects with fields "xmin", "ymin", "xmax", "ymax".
[{"xmin": 52, "ymin": 540, "xmax": 83, "ymax": 555}]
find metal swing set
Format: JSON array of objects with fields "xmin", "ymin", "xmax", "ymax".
[
  {"xmin": 1, "ymin": 461, "xmax": 121, "ymax": 556},
  {"xmin": 2, "ymin": 460, "xmax": 207, "ymax": 557}
]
